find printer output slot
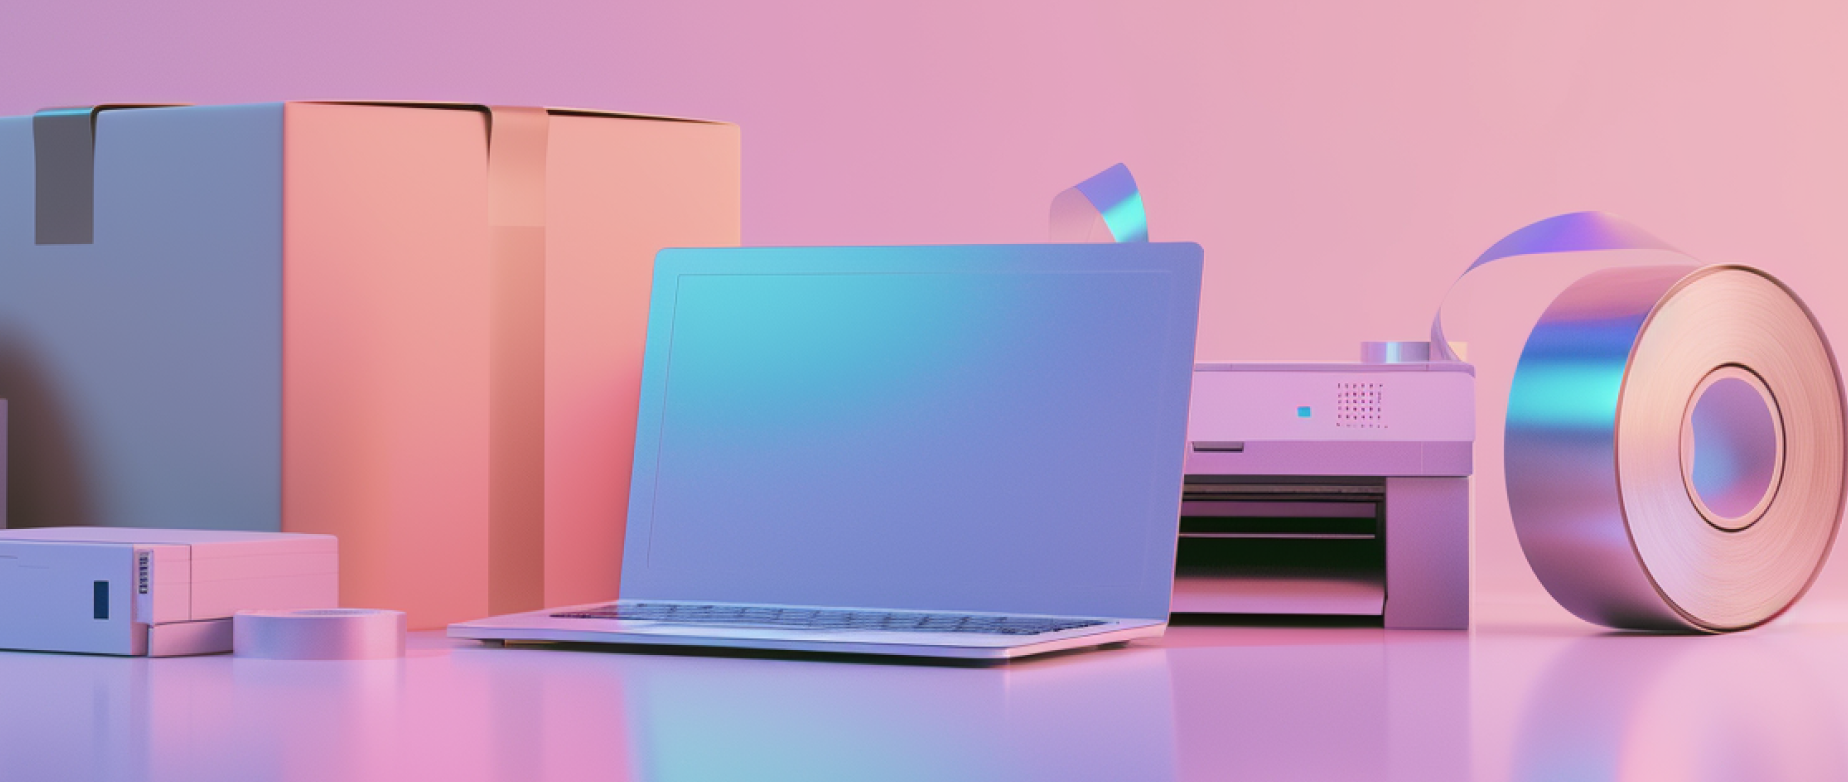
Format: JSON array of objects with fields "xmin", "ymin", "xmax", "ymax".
[
  {"xmin": 1179, "ymin": 499, "xmax": 1380, "ymax": 539},
  {"xmin": 1175, "ymin": 537, "xmax": 1384, "ymax": 578},
  {"xmin": 1172, "ymin": 537, "xmax": 1386, "ymax": 615},
  {"xmin": 1183, "ymin": 476, "xmax": 1385, "ymax": 501},
  {"xmin": 1179, "ymin": 519, "xmax": 1377, "ymax": 539},
  {"xmin": 1173, "ymin": 476, "xmax": 1388, "ymax": 616},
  {"xmin": 1181, "ymin": 533, "xmax": 1376, "ymax": 540}
]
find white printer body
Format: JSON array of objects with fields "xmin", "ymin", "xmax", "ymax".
[
  {"xmin": 1181, "ymin": 343, "xmax": 1473, "ymax": 629},
  {"xmin": 0, "ymin": 527, "xmax": 337, "ymax": 656}
]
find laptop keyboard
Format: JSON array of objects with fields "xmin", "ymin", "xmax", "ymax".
[{"xmin": 552, "ymin": 603, "xmax": 1107, "ymax": 636}]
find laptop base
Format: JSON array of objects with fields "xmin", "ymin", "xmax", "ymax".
[{"xmin": 449, "ymin": 603, "xmax": 1164, "ymax": 660}]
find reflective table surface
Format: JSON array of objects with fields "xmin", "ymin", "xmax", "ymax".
[{"xmin": 3, "ymin": 602, "xmax": 1845, "ymax": 781}]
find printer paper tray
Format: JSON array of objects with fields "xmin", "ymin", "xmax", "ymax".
[{"xmin": 1172, "ymin": 570, "xmax": 1385, "ymax": 616}]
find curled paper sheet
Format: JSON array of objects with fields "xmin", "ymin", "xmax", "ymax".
[
  {"xmin": 1049, "ymin": 163, "xmax": 1147, "ymax": 243},
  {"xmin": 1429, "ymin": 211, "xmax": 1678, "ymax": 361},
  {"xmin": 1443, "ymin": 212, "xmax": 1847, "ymax": 632}
]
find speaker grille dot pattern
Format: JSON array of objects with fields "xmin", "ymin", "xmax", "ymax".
[{"xmin": 1336, "ymin": 383, "xmax": 1386, "ymax": 429}]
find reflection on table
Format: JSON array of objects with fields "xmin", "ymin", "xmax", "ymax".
[{"xmin": 0, "ymin": 610, "xmax": 1844, "ymax": 782}]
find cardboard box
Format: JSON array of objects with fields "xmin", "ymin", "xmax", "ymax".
[{"xmin": 0, "ymin": 102, "xmax": 741, "ymax": 627}]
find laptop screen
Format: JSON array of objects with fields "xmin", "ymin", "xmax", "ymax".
[{"xmin": 622, "ymin": 244, "xmax": 1202, "ymax": 621}]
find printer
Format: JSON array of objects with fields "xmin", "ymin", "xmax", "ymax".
[
  {"xmin": 0, "ymin": 527, "xmax": 338, "ymax": 656},
  {"xmin": 1178, "ymin": 341, "xmax": 1472, "ymax": 629}
]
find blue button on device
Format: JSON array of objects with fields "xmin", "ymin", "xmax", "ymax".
[{"xmin": 1297, "ymin": 406, "xmax": 1312, "ymax": 418}]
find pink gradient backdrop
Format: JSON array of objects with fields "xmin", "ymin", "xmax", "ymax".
[{"xmin": 6, "ymin": 0, "xmax": 1848, "ymax": 622}]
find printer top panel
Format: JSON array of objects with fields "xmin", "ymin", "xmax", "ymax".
[
  {"xmin": 0, "ymin": 527, "xmax": 335, "ymax": 555},
  {"xmin": 1194, "ymin": 360, "xmax": 1476, "ymax": 376},
  {"xmin": 1189, "ymin": 367, "xmax": 1474, "ymax": 445}
]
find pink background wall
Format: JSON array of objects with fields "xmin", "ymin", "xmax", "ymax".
[{"xmin": 7, "ymin": 0, "xmax": 1848, "ymax": 622}]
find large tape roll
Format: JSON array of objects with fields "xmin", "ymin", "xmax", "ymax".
[{"xmin": 1450, "ymin": 213, "xmax": 1847, "ymax": 632}]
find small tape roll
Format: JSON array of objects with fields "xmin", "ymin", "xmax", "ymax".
[
  {"xmin": 233, "ymin": 608, "xmax": 407, "ymax": 660},
  {"xmin": 1506, "ymin": 265, "xmax": 1846, "ymax": 631}
]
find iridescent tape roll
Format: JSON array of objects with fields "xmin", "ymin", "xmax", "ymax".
[
  {"xmin": 1050, "ymin": 163, "xmax": 1147, "ymax": 243},
  {"xmin": 233, "ymin": 608, "xmax": 407, "ymax": 659},
  {"xmin": 1442, "ymin": 212, "xmax": 1847, "ymax": 632}
]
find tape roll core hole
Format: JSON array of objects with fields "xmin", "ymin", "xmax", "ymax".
[{"xmin": 1679, "ymin": 367, "xmax": 1785, "ymax": 531}]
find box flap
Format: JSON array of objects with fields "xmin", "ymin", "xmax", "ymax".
[
  {"xmin": 32, "ymin": 103, "xmax": 186, "ymax": 245},
  {"xmin": 301, "ymin": 100, "xmax": 728, "ymax": 126}
]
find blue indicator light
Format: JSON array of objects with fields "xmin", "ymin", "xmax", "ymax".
[{"xmin": 1297, "ymin": 406, "xmax": 1312, "ymax": 418}]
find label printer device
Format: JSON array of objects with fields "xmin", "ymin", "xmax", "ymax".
[
  {"xmin": 1180, "ymin": 342, "xmax": 1472, "ymax": 629},
  {"xmin": 0, "ymin": 528, "xmax": 337, "ymax": 656}
]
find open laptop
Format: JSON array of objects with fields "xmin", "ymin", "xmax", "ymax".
[{"xmin": 450, "ymin": 242, "xmax": 1204, "ymax": 659}]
